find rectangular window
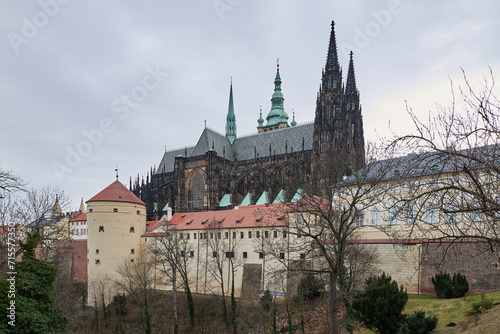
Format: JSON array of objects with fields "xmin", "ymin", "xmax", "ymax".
[
  {"xmin": 95, "ymin": 249, "xmax": 99, "ymax": 255},
  {"xmin": 190, "ymin": 251, "xmax": 194, "ymax": 257},
  {"xmin": 194, "ymin": 233, "xmax": 197, "ymax": 239},
  {"xmin": 259, "ymin": 252, "xmax": 264, "ymax": 259},
  {"xmin": 256, "ymin": 231, "xmax": 260, "ymax": 238},
  {"xmin": 130, "ymin": 226, "xmax": 135, "ymax": 233},
  {"xmin": 279, "ymin": 253, "xmax": 285, "ymax": 259},
  {"xmin": 99, "ymin": 226, "xmax": 104, "ymax": 232},
  {"xmin": 248, "ymin": 231, "xmax": 252, "ymax": 238},
  {"xmin": 180, "ymin": 233, "xmax": 184, "ymax": 239},
  {"xmin": 371, "ymin": 208, "xmax": 380, "ymax": 226},
  {"xmin": 218, "ymin": 232, "xmax": 221, "ymax": 239},
  {"xmin": 300, "ymin": 253, "xmax": 305, "ymax": 260},
  {"xmin": 406, "ymin": 206, "xmax": 416, "ymax": 224},
  {"xmin": 210, "ymin": 233, "xmax": 214, "ymax": 239},
  {"xmin": 225, "ymin": 232, "xmax": 229, "ymax": 239},
  {"xmin": 130, "ymin": 259, "xmax": 134, "ymax": 263},
  {"xmin": 264, "ymin": 231, "xmax": 269, "ymax": 238},
  {"xmin": 131, "ymin": 248, "xmax": 135, "ymax": 255},
  {"xmin": 95, "ymin": 260, "xmax": 100, "ymax": 266},
  {"xmin": 243, "ymin": 252, "xmax": 247, "ymax": 259},
  {"xmin": 113, "ymin": 208, "xmax": 118, "ymax": 213},
  {"xmin": 283, "ymin": 231, "xmax": 287, "ymax": 238},
  {"xmin": 468, "ymin": 211, "xmax": 482, "ymax": 224},
  {"xmin": 232, "ymin": 231, "xmax": 236, "ymax": 239},
  {"xmin": 137, "ymin": 210, "xmax": 140, "ymax": 215},
  {"xmin": 273, "ymin": 231, "xmax": 278, "ymax": 238},
  {"xmin": 200, "ymin": 233, "xmax": 203, "ymax": 240},
  {"xmin": 89, "ymin": 209, "xmax": 93, "ymax": 213},
  {"xmin": 240, "ymin": 231, "xmax": 244, "ymax": 239},
  {"xmin": 355, "ymin": 212, "xmax": 364, "ymax": 227},
  {"xmin": 187, "ymin": 233, "xmax": 190, "ymax": 239},
  {"xmin": 204, "ymin": 233, "xmax": 207, "ymax": 239},
  {"xmin": 181, "ymin": 250, "xmax": 185, "ymax": 257},
  {"xmin": 225, "ymin": 252, "xmax": 234, "ymax": 258},
  {"xmin": 425, "ymin": 206, "xmax": 437, "ymax": 224},
  {"xmin": 387, "ymin": 207, "xmax": 397, "ymax": 225},
  {"xmin": 213, "ymin": 251, "xmax": 217, "ymax": 258}
]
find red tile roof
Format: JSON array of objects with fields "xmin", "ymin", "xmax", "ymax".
[
  {"xmin": 87, "ymin": 180, "xmax": 145, "ymax": 206},
  {"xmin": 146, "ymin": 221, "xmax": 158, "ymax": 230},
  {"xmin": 70, "ymin": 213, "xmax": 87, "ymax": 222},
  {"xmin": 144, "ymin": 204, "xmax": 289, "ymax": 237}
]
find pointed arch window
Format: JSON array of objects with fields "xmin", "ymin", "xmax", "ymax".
[{"xmin": 187, "ymin": 170, "xmax": 205, "ymax": 209}]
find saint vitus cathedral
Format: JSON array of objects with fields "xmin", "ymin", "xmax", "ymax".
[{"xmin": 131, "ymin": 21, "xmax": 365, "ymax": 218}]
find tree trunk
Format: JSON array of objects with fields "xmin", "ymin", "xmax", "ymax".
[
  {"xmin": 329, "ymin": 272, "xmax": 339, "ymax": 334},
  {"xmin": 144, "ymin": 291, "xmax": 152, "ymax": 334},
  {"xmin": 231, "ymin": 272, "xmax": 237, "ymax": 334},
  {"xmin": 173, "ymin": 269, "xmax": 179, "ymax": 334},
  {"xmin": 186, "ymin": 284, "xmax": 195, "ymax": 327}
]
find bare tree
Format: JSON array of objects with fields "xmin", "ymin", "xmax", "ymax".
[
  {"xmin": 149, "ymin": 229, "xmax": 196, "ymax": 331},
  {"xmin": 385, "ymin": 70, "xmax": 500, "ymax": 249},
  {"xmin": 0, "ymin": 168, "xmax": 25, "ymax": 194},
  {"xmin": 115, "ymin": 249, "xmax": 156, "ymax": 334},
  {"xmin": 260, "ymin": 144, "xmax": 393, "ymax": 334},
  {"xmin": 203, "ymin": 220, "xmax": 242, "ymax": 330}
]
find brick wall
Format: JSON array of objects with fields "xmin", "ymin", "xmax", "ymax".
[{"xmin": 420, "ymin": 242, "xmax": 500, "ymax": 295}]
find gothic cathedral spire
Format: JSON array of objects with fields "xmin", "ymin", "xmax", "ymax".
[
  {"xmin": 225, "ymin": 79, "xmax": 236, "ymax": 145},
  {"xmin": 325, "ymin": 21, "xmax": 340, "ymax": 72},
  {"xmin": 345, "ymin": 51, "xmax": 358, "ymax": 97},
  {"xmin": 313, "ymin": 21, "xmax": 365, "ymax": 178}
]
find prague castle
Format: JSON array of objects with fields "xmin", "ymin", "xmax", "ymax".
[{"xmin": 131, "ymin": 21, "xmax": 365, "ymax": 217}]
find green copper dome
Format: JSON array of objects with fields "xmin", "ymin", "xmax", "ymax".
[
  {"xmin": 290, "ymin": 112, "xmax": 297, "ymax": 127},
  {"xmin": 265, "ymin": 62, "xmax": 289, "ymax": 127}
]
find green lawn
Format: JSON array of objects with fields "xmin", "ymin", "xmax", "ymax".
[{"xmin": 356, "ymin": 291, "xmax": 500, "ymax": 333}]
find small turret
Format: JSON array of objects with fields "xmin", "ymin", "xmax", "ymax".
[{"xmin": 291, "ymin": 112, "xmax": 297, "ymax": 127}]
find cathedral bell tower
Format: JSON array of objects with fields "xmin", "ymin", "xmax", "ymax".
[{"xmin": 313, "ymin": 21, "xmax": 365, "ymax": 177}]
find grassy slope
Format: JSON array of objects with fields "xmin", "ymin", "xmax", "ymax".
[
  {"xmin": 357, "ymin": 291, "xmax": 500, "ymax": 334},
  {"xmin": 404, "ymin": 291, "xmax": 500, "ymax": 334}
]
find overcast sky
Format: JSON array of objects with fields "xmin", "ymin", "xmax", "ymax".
[{"xmin": 1, "ymin": 0, "xmax": 499, "ymax": 210}]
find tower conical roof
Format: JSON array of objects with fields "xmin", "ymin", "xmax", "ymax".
[
  {"xmin": 225, "ymin": 80, "xmax": 236, "ymax": 144},
  {"xmin": 52, "ymin": 196, "xmax": 62, "ymax": 216},
  {"xmin": 79, "ymin": 198, "xmax": 86, "ymax": 213},
  {"xmin": 325, "ymin": 21, "xmax": 340, "ymax": 72},
  {"xmin": 345, "ymin": 51, "xmax": 358, "ymax": 96},
  {"xmin": 87, "ymin": 180, "xmax": 145, "ymax": 206}
]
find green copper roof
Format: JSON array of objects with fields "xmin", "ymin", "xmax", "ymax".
[
  {"xmin": 272, "ymin": 189, "xmax": 286, "ymax": 204},
  {"xmin": 290, "ymin": 112, "xmax": 297, "ymax": 127},
  {"xmin": 162, "ymin": 202, "xmax": 170, "ymax": 211},
  {"xmin": 219, "ymin": 194, "xmax": 231, "ymax": 207},
  {"xmin": 225, "ymin": 82, "xmax": 236, "ymax": 145},
  {"xmin": 239, "ymin": 193, "xmax": 252, "ymax": 206},
  {"xmin": 255, "ymin": 191, "xmax": 269, "ymax": 205},
  {"xmin": 257, "ymin": 111, "xmax": 264, "ymax": 127},
  {"xmin": 265, "ymin": 64, "xmax": 288, "ymax": 127},
  {"xmin": 291, "ymin": 188, "xmax": 303, "ymax": 202}
]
